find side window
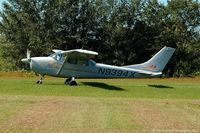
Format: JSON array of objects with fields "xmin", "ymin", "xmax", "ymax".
[
  {"xmin": 77, "ymin": 59, "xmax": 89, "ymax": 66},
  {"xmin": 67, "ymin": 58, "xmax": 77, "ymax": 64},
  {"xmin": 67, "ymin": 57, "xmax": 90, "ymax": 66},
  {"xmin": 88, "ymin": 59, "xmax": 96, "ymax": 66}
]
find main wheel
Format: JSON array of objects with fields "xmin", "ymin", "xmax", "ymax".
[{"xmin": 69, "ymin": 80, "xmax": 77, "ymax": 86}]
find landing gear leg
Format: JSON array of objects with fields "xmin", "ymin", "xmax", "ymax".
[
  {"xmin": 37, "ymin": 75, "xmax": 44, "ymax": 84},
  {"xmin": 65, "ymin": 77, "xmax": 77, "ymax": 86}
]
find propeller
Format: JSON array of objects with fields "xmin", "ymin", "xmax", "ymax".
[
  {"xmin": 27, "ymin": 49, "xmax": 31, "ymax": 62},
  {"xmin": 21, "ymin": 49, "xmax": 31, "ymax": 64}
]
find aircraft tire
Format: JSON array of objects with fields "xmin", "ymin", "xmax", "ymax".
[{"xmin": 69, "ymin": 80, "xmax": 77, "ymax": 86}]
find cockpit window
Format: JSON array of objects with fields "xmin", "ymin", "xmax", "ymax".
[
  {"xmin": 88, "ymin": 59, "xmax": 96, "ymax": 66},
  {"xmin": 67, "ymin": 57, "xmax": 78, "ymax": 64},
  {"xmin": 49, "ymin": 53, "xmax": 56, "ymax": 58},
  {"xmin": 50, "ymin": 53, "xmax": 63, "ymax": 61},
  {"xmin": 66, "ymin": 58, "xmax": 96, "ymax": 66},
  {"xmin": 56, "ymin": 54, "xmax": 62, "ymax": 61}
]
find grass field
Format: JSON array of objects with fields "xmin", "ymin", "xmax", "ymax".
[{"xmin": 0, "ymin": 74, "xmax": 200, "ymax": 133}]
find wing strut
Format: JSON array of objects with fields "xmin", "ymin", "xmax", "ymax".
[{"xmin": 57, "ymin": 57, "xmax": 67, "ymax": 76}]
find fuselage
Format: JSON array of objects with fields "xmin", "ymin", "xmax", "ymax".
[
  {"xmin": 22, "ymin": 47, "xmax": 175, "ymax": 80},
  {"xmin": 29, "ymin": 57, "xmax": 154, "ymax": 78}
]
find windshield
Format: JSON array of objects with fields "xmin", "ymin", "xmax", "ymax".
[
  {"xmin": 49, "ymin": 53, "xmax": 56, "ymax": 58},
  {"xmin": 50, "ymin": 53, "xmax": 63, "ymax": 61}
]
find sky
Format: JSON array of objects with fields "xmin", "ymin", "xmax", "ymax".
[
  {"xmin": 0, "ymin": 0, "xmax": 5, "ymax": 4},
  {"xmin": 0, "ymin": 0, "xmax": 5, "ymax": 10}
]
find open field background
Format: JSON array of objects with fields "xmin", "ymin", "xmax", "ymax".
[{"xmin": 0, "ymin": 73, "xmax": 200, "ymax": 133}]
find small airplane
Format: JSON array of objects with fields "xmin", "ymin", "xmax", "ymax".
[{"xmin": 21, "ymin": 46, "xmax": 175, "ymax": 85}]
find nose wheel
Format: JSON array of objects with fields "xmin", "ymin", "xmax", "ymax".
[
  {"xmin": 65, "ymin": 77, "xmax": 77, "ymax": 86},
  {"xmin": 37, "ymin": 80, "xmax": 43, "ymax": 84},
  {"xmin": 37, "ymin": 75, "xmax": 44, "ymax": 84}
]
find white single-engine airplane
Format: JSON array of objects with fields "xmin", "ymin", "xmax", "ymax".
[{"xmin": 21, "ymin": 46, "xmax": 175, "ymax": 85}]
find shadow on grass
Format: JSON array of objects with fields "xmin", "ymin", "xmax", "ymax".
[
  {"xmin": 46, "ymin": 83, "xmax": 66, "ymax": 86},
  {"xmin": 148, "ymin": 84, "xmax": 174, "ymax": 89},
  {"xmin": 82, "ymin": 82, "xmax": 125, "ymax": 91}
]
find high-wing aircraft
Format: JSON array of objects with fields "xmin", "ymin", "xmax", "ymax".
[{"xmin": 21, "ymin": 46, "xmax": 175, "ymax": 85}]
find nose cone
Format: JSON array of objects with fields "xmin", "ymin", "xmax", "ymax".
[
  {"xmin": 21, "ymin": 58, "xmax": 30, "ymax": 64},
  {"xmin": 30, "ymin": 57, "xmax": 49, "ymax": 74}
]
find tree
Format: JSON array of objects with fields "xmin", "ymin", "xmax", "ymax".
[{"xmin": 0, "ymin": 0, "xmax": 199, "ymax": 76}]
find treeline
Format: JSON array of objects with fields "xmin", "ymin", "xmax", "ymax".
[{"xmin": 0, "ymin": 0, "xmax": 200, "ymax": 76}]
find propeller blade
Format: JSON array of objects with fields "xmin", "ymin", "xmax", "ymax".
[
  {"xmin": 27, "ymin": 49, "xmax": 31, "ymax": 61},
  {"xmin": 21, "ymin": 49, "xmax": 31, "ymax": 64}
]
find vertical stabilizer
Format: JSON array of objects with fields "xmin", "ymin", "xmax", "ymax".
[{"xmin": 123, "ymin": 46, "xmax": 175, "ymax": 72}]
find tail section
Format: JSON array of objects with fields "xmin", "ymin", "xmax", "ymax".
[{"xmin": 123, "ymin": 46, "xmax": 175, "ymax": 72}]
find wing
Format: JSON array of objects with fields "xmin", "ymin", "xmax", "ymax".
[
  {"xmin": 52, "ymin": 49, "xmax": 63, "ymax": 53},
  {"xmin": 56, "ymin": 49, "xmax": 98, "ymax": 75},
  {"xmin": 61, "ymin": 49, "xmax": 98, "ymax": 59}
]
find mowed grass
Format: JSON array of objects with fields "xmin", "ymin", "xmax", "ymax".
[
  {"xmin": 0, "ymin": 75, "xmax": 200, "ymax": 132},
  {"xmin": 0, "ymin": 77, "xmax": 200, "ymax": 99}
]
